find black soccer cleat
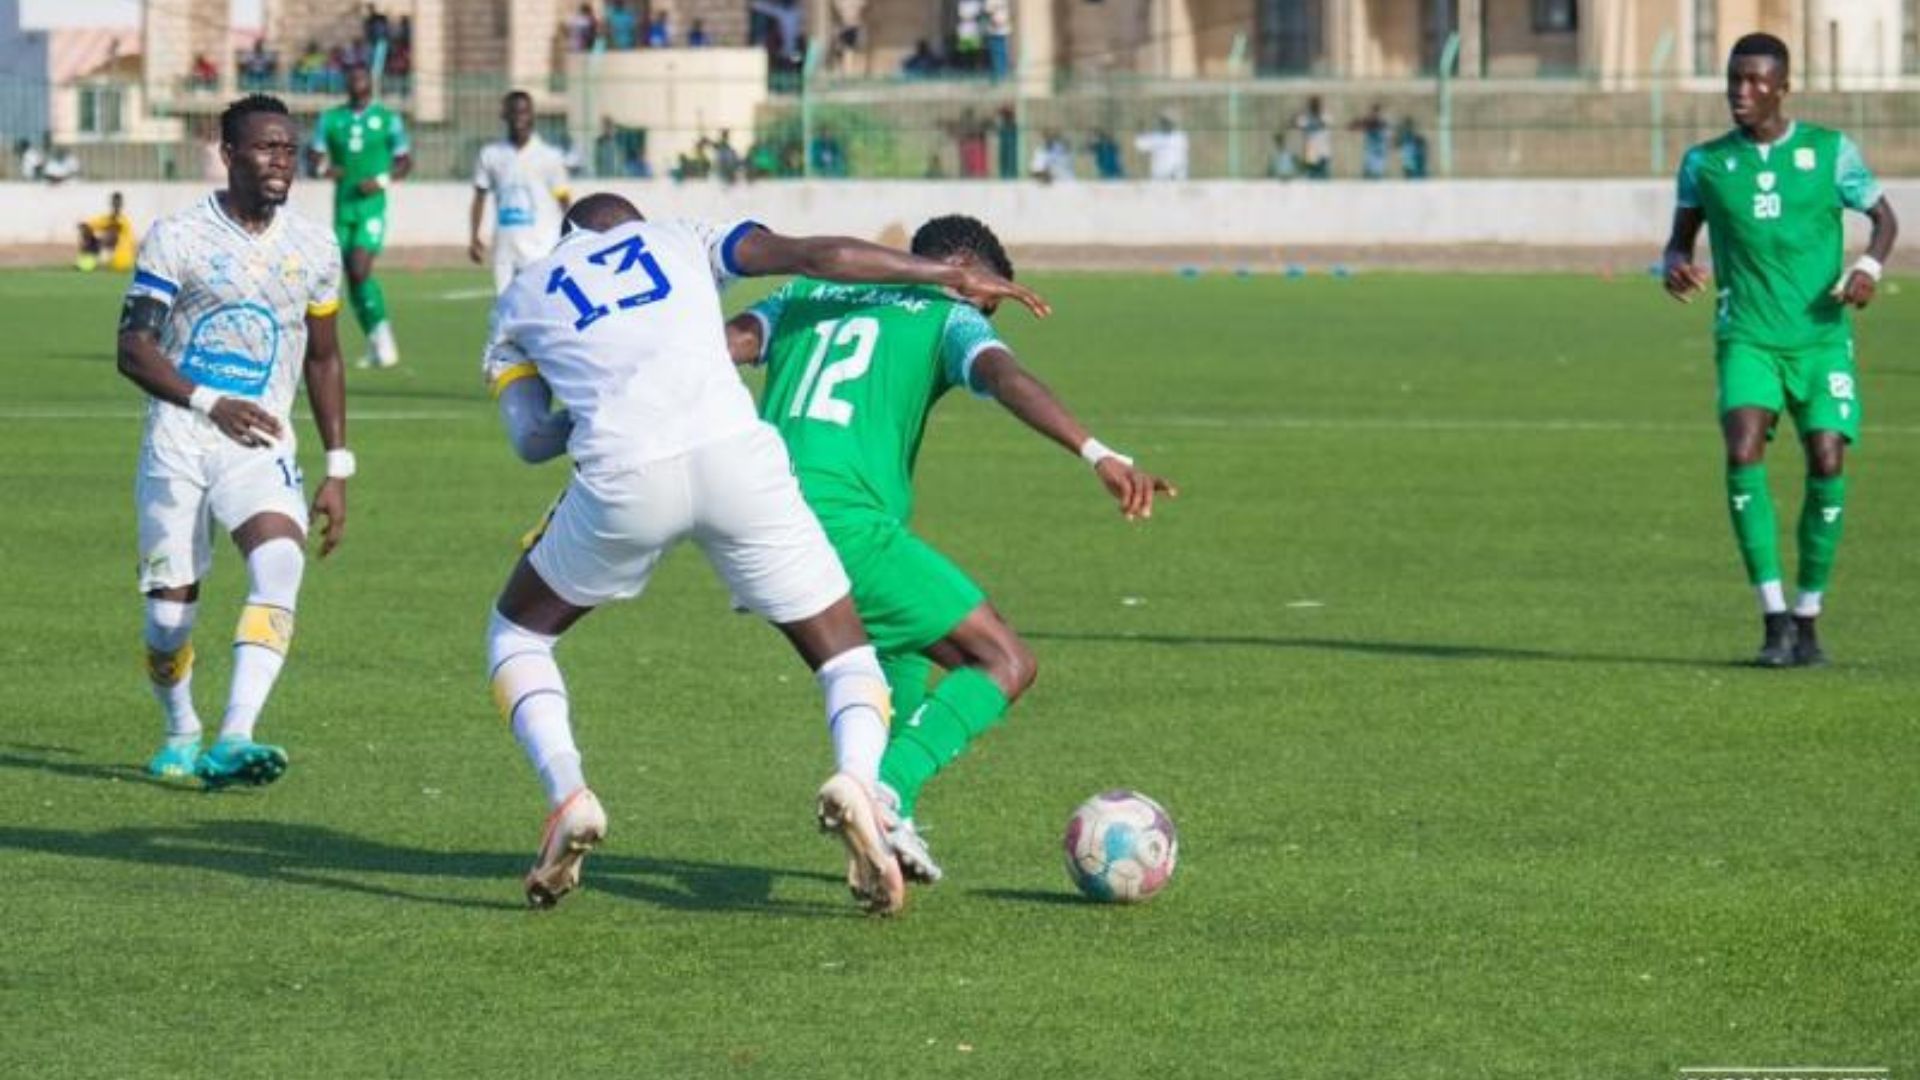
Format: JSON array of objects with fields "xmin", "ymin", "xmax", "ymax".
[
  {"xmin": 1754, "ymin": 613, "xmax": 1797, "ymax": 668},
  {"xmin": 1791, "ymin": 615, "xmax": 1827, "ymax": 667}
]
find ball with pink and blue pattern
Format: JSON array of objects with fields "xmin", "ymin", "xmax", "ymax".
[{"xmin": 1063, "ymin": 790, "xmax": 1178, "ymax": 903}]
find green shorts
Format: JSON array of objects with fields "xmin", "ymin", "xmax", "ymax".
[
  {"xmin": 1717, "ymin": 339, "xmax": 1860, "ymax": 444},
  {"xmin": 333, "ymin": 208, "xmax": 388, "ymax": 255},
  {"xmin": 823, "ymin": 515, "xmax": 985, "ymax": 658}
]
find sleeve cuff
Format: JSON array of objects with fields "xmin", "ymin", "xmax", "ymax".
[
  {"xmin": 307, "ymin": 299, "xmax": 341, "ymax": 318},
  {"xmin": 958, "ymin": 339, "xmax": 1007, "ymax": 397},
  {"xmin": 489, "ymin": 362, "xmax": 540, "ymax": 400},
  {"xmin": 719, "ymin": 220, "xmax": 765, "ymax": 278}
]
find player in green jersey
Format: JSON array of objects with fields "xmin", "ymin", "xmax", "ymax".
[
  {"xmin": 306, "ymin": 64, "xmax": 412, "ymax": 369},
  {"xmin": 726, "ymin": 215, "xmax": 1176, "ymax": 883},
  {"xmin": 1663, "ymin": 32, "xmax": 1898, "ymax": 667}
]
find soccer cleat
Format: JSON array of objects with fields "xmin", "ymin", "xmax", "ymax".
[
  {"xmin": 1754, "ymin": 612, "xmax": 1797, "ymax": 668},
  {"xmin": 145, "ymin": 736, "xmax": 202, "ymax": 781},
  {"xmin": 524, "ymin": 788, "xmax": 607, "ymax": 910},
  {"xmin": 367, "ymin": 321, "xmax": 400, "ymax": 369},
  {"xmin": 816, "ymin": 772, "xmax": 906, "ymax": 916},
  {"xmin": 1792, "ymin": 615, "xmax": 1827, "ymax": 667},
  {"xmin": 194, "ymin": 736, "xmax": 288, "ymax": 790},
  {"xmin": 887, "ymin": 817, "xmax": 943, "ymax": 885}
]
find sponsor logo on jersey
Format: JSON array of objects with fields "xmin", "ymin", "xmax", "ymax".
[{"xmin": 1794, "ymin": 146, "xmax": 1816, "ymax": 170}]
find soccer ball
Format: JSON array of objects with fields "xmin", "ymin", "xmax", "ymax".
[{"xmin": 1063, "ymin": 790, "xmax": 1178, "ymax": 903}]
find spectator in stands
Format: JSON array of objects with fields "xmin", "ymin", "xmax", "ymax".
[
  {"xmin": 984, "ymin": 0, "xmax": 1011, "ymax": 81},
  {"xmin": 292, "ymin": 40, "xmax": 328, "ymax": 92},
  {"xmin": 605, "ymin": 0, "xmax": 638, "ymax": 49},
  {"xmin": 646, "ymin": 11, "xmax": 671, "ymax": 47},
  {"xmin": 396, "ymin": 14, "xmax": 412, "ymax": 51},
  {"xmin": 955, "ymin": 0, "xmax": 985, "ymax": 72},
  {"xmin": 923, "ymin": 152, "xmax": 946, "ymax": 179},
  {"xmin": 1089, "ymin": 130, "xmax": 1122, "ymax": 179},
  {"xmin": 810, "ymin": 127, "xmax": 847, "ymax": 177},
  {"xmin": 42, "ymin": 145, "xmax": 80, "ymax": 184},
  {"xmin": 672, "ymin": 141, "xmax": 711, "ymax": 182},
  {"xmin": 1134, "ymin": 113, "xmax": 1189, "ymax": 181},
  {"xmin": 688, "ymin": 19, "xmax": 711, "ymax": 46},
  {"xmin": 189, "ymin": 53, "xmax": 219, "ymax": 90},
  {"xmin": 994, "ymin": 106, "xmax": 1018, "ymax": 179},
  {"xmin": 1396, "ymin": 117, "xmax": 1427, "ymax": 179},
  {"xmin": 1266, "ymin": 130, "xmax": 1297, "ymax": 179},
  {"xmin": 364, "ymin": 4, "xmax": 391, "ymax": 46},
  {"xmin": 1351, "ymin": 103, "xmax": 1389, "ymax": 179},
  {"xmin": 76, "ymin": 190, "xmax": 135, "ymax": 273},
  {"xmin": 240, "ymin": 37, "xmax": 275, "ymax": 90},
  {"xmin": 707, "ymin": 130, "xmax": 743, "ymax": 184},
  {"xmin": 947, "ymin": 108, "xmax": 989, "ymax": 178},
  {"xmin": 1029, "ymin": 131, "xmax": 1075, "ymax": 183},
  {"xmin": 565, "ymin": 4, "xmax": 598, "ymax": 52},
  {"xmin": 902, "ymin": 39, "xmax": 940, "ymax": 77},
  {"xmin": 16, "ymin": 137, "xmax": 44, "ymax": 180},
  {"xmin": 746, "ymin": 137, "xmax": 781, "ymax": 180},
  {"xmin": 752, "ymin": 0, "xmax": 803, "ymax": 61},
  {"xmin": 1294, "ymin": 97, "xmax": 1332, "ymax": 179}
]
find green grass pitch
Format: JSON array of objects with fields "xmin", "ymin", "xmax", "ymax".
[{"xmin": 2, "ymin": 267, "xmax": 1916, "ymax": 1078}]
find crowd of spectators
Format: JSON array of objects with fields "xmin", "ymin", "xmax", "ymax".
[
  {"xmin": 12, "ymin": 136, "xmax": 80, "ymax": 183},
  {"xmin": 189, "ymin": 4, "xmax": 413, "ymax": 96},
  {"xmin": 1268, "ymin": 97, "xmax": 1428, "ymax": 180},
  {"xmin": 564, "ymin": 2, "xmax": 712, "ymax": 52}
]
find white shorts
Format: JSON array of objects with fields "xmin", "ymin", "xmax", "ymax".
[
  {"xmin": 135, "ymin": 438, "xmax": 309, "ymax": 592},
  {"xmin": 528, "ymin": 423, "xmax": 849, "ymax": 621}
]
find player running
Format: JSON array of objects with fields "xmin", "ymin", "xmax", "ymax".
[
  {"xmin": 308, "ymin": 64, "xmax": 411, "ymax": 369},
  {"xmin": 118, "ymin": 95, "xmax": 353, "ymax": 788},
  {"xmin": 1663, "ymin": 32, "xmax": 1898, "ymax": 667},
  {"xmin": 470, "ymin": 90, "xmax": 572, "ymax": 295},
  {"xmin": 482, "ymin": 194, "xmax": 1047, "ymax": 914},
  {"xmin": 726, "ymin": 214, "xmax": 1175, "ymax": 883}
]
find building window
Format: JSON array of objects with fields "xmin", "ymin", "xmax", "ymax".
[
  {"xmin": 1905, "ymin": 0, "xmax": 1919, "ymax": 72},
  {"xmin": 79, "ymin": 85, "xmax": 124, "ymax": 136},
  {"xmin": 1257, "ymin": 0, "xmax": 1324, "ymax": 75},
  {"xmin": 1533, "ymin": 0, "xmax": 1577, "ymax": 33},
  {"xmin": 1694, "ymin": 0, "xmax": 1718, "ymax": 75}
]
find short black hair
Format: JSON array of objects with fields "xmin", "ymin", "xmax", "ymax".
[
  {"xmin": 563, "ymin": 192, "xmax": 643, "ymax": 234},
  {"xmin": 1729, "ymin": 32, "xmax": 1789, "ymax": 74},
  {"xmin": 503, "ymin": 89, "xmax": 533, "ymax": 108},
  {"xmin": 910, "ymin": 215, "xmax": 1012, "ymax": 280},
  {"xmin": 220, "ymin": 93, "xmax": 291, "ymax": 146}
]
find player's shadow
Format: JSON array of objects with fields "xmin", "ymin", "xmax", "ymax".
[
  {"xmin": 0, "ymin": 817, "xmax": 849, "ymax": 917},
  {"xmin": 1025, "ymin": 630, "xmax": 1733, "ymax": 668},
  {"xmin": 970, "ymin": 887, "xmax": 1098, "ymax": 907},
  {"xmin": 0, "ymin": 743, "xmax": 181, "ymax": 789}
]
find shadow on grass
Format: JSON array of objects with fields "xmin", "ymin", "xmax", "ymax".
[
  {"xmin": 1026, "ymin": 630, "xmax": 1740, "ymax": 669},
  {"xmin": 0, "ymin": 748, "xmax": 846, "ymax": 916},
  {"xmin": 970, "ymin": 887, "xmax": 1094, "ymax": 907}
]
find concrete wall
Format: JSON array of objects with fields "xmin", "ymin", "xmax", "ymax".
[
  {"xmin": 3, "ymin": 177, "xmax": 1905, "ymax": 247},
  {"xmin": 566, "ymin": 46, "xmax": 769, "ymax": 170}
]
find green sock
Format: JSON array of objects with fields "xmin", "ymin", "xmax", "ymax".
[
  {"xmin": 1726, "ymin": 463, "xmax": 1782, "ymax": 586},
  {"xmin": 881, "ymin": 653, "xmax": 932, "ymax": 722},
  {"xmin": 878, "ymin": 667, "xmax": 1009, "ymax": 818},
  {"xmin": 348, "ymin": 273, "xmax": 389, "ymax": 334},
  {"xmin": 1795, "ymin": 474, "xmax": 1847, "ymax": 594}
]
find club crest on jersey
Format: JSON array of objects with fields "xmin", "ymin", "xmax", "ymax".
[
  {"xmin": 1724, "ymin": 157, "xmax": 1737, "ymax": 172},
  {"xmin": 368, "ymin": 115, "xmax": 384, "ymax": 130},
  {"xmin": 1795, "ymin": 146, "xmax": 1816, "ymax": 170},
  {"xmin": 1758, "ymin": 172, "xmax": 1776, "ymax": 192}
]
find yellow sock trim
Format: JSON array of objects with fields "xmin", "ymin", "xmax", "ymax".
[
  {"xmin": 235, "ymin": 604, "xmax": 295, "ymax": 656},
  {"xmin": 146, "ymin": 642, "xmax": 194, "ymax": 686}
]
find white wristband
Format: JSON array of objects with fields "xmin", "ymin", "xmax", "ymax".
[
  {"xmin": 325, "ymin": 448, "xmax": 357, "ymax": 479},
  {"xmin": 187, "ymin": 385, "xmax": 221, "ymax": 416},
  {"xmin": 1078, "ymin": 437, "xmax": 1133, "ymax": 468},
  {"xmin": 1853, "ymin": 255, "xmax": 1884, "ymax": 282},
  {"xmin": 374, "ymin": 172, "xmax": 392, "ymax": 190}
]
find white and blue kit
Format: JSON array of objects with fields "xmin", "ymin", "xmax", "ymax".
[
  {"xmin": 127, "ymin": 194, "xmax": 342, "ymax": 591},
  {"xmin": 473, "ymin": 134, "xmax": 572, "ymax": 293}
]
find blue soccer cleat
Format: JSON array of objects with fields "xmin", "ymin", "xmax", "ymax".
[
  {"xmin": 195, "ymin": 736, "xmax": 289, "ymax": 791},
  {"xmin": 145, "ymin": 736, "xmax": 202, "ymax": 781}
]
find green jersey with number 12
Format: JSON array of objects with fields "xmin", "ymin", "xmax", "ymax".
[
  {"xmin": 1676, "ymin": 122, "xmax": 1883, "ymax": 349},
  {"xmin": 747, "ymin": 279, "xmax": 1006, "ymax": 525}
]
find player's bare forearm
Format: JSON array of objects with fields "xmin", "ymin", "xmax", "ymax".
[
  {"xmin": 303, "ymin": 312, "xmax": 348, "ymax": 451},
  {"xmin": 469, "ymin": 190, "xmax": 488, "ymax": 259},
  {"xmin": 974, "ymin": 350, "xmax": 1088, "ymax": 456},
  {"xmin": 1662, "ymin": 208, "xmax": 1708, "ymax": 301},
  {"xmin": 391, "ymin": 154, "xmax": 413, "ymax": 182},
  {"xmin": 724, "ymin": 314, "xmax": 765, "ymax": 366},
  {"xmin": 1866, "ymin": 197, "xmax": 1898, "ymax": 264},
  {"xmin": 736, "ymin": 231, "xmax": 957, "ymax": 286},
  {"xmin": 116, "ymin": 329, "xmax": 197, "ymax": 406}
]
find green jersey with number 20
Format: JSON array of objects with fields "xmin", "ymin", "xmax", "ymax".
[
  {"xmin": 748, "ymin": 279, "xmax": 1006, "ymax": 525},
  {"xmin": 1676, "ymin": 122, "xmax": 1883, "ymax": 349}
]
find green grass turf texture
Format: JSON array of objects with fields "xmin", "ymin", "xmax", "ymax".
[{"xmin": 2, "ymin": 267, "xmax": 1916, "ymax": 1079}]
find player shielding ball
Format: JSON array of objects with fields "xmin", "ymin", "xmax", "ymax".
[
  {"xmin": 470, "ymin": 90, "xmax": 572, "ymax": 294},
  {"xmin": 1662, "ymin": 32, "xmax": 1898, "ymax": 666},
  {"xmin": 727, "ymin": 214, "xmax": 1175, "ymax": 882},
  {"xmin": 308, "ymin": 64, "xmax": 411, "ymax": 369},
  {"xmin": 118, "ymin": 95, "xmax": 354, "ymax": 788},
  {"xmin": 481, "ymin": 194, "xmax": 1048, "ymax": 914}
]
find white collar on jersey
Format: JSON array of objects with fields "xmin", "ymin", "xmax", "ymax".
[{"xmin": 204, "ymin": 191, "xmax": 286, "ymax": 244}]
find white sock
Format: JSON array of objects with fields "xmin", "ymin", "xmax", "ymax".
[
  {"xmin": 817, "ymin": 645, "xmax": 890, "ymax": 785},
  {"xmin": 371, "ymin": 320, "xmax": 398, "ymax": 361},
  {"xmin": 489, "ymin": 610, "xmax": 584, "ymax": 808},
  {"xmin": 1757, "ymin": 580, "xmax": 1787, "ymax": 615},
  {"xmin": 1794, "ymin": 590, "xmax": 1823, "ymax": 618},
  {"xmin": 144, "ymin": 598, "xmax": 201, "ymax": 738},
  {"xmin": 221, "ymin": 538, "xmax": 304, "ymax": 741}
]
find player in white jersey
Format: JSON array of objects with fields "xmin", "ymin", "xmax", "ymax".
[
  {"xmin": 469, "ymin": 90, "xmax": 572, "ymax": 294},
  {"xmin": 117, "ymin": 95, "xmax": 355, "ymax": 790},
  {"xmin": 482, "ymin": 193, "xmax": 1048, "ymax": 914}
]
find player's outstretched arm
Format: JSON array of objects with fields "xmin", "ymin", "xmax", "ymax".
[
  {"xmin": 118, "ymin": 296, "xmax": 283, "ymax": 447},
  {"xmin": 497, "ymin": 376, "xmax": 574, "ymax": 464},
  {"xmin": 1662, "ymin": 207, "xmax": 1709, "ymax": 303},
  {"xmin": 303, "ymin": 309, "xmax": 349, "ymax": 557},
  {"xmin": 1836, "ymin": 197, "xmax": 1899, "ymax": 309},
  {"xmin": 972, "ymin": 348, "xmax": 1177, "ymax": 522},
  {"xmin": 728, "ymin": 229, "xmax": 1051, "ymax": 318}
]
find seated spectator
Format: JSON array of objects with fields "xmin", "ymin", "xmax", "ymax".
[
  {"xmin": 810, "ymin": 127, "xmax": 847, "ymax": 177},
  {"xmin": 1350, "ymin": 103, "xmax": 1389, "ymax": 180},
  {"xmin": 565, "ymin": 4, "xmax": 597, "ymax": 52},
  {"xmin": 16, "ymin": 137, "xmax": 44, "ymax": 180},
  {"xmin": 291, "ymin": 40, "xmax": 328, "ymax": 92},
  {"xmin": 707, "ymin": 130, "xmax": 742, "ymax": 184},
  {"xmin": 672, "ymin": 142, "xmax": 711, "ymax": 182},
  {"xmin": 1396, "ymin": 117, "xmax": 1428, "ymax": 179},
  {"xmin": 42, "ymin": 145, "xmax": 80, "ymax": 184},
  {"xmin": 363, "ymin": 3, "xmax": 390, "ymax": 46},
  {"xmin": 901, "ymin": 39, "xmax": 941, "ymax": 77},
  {"xmin": 76, "ymin": 190, "xmax": 135, "ymax": 273},
  {"xmin": 1133, "ymin": 114, "xmax": 1189, "ymax": 181},
  {"xmin": 1089, "ymin": 130, "xmax": 1123, "ymax": 179},
  {"xmin": 1266, "ymin": 131, "xmax": 1296, "ymax": 179},
  {"xmin": 189, "ymin": 52, "xmax": 218, "ymax": 90},
  {"xmin": 646, "ymin": 12, "xmax": 670, "ymax": 47},
  {"xmin": 240, "ymin": 37, "xmax": 275, "ymax": 90},
  {"xmin": 688, "ymin": 19, "xmax": 711, "ymax": 46},
  {"xmin": 605, "ymin": 0, "xmax": 638, "ymax": 49}
]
